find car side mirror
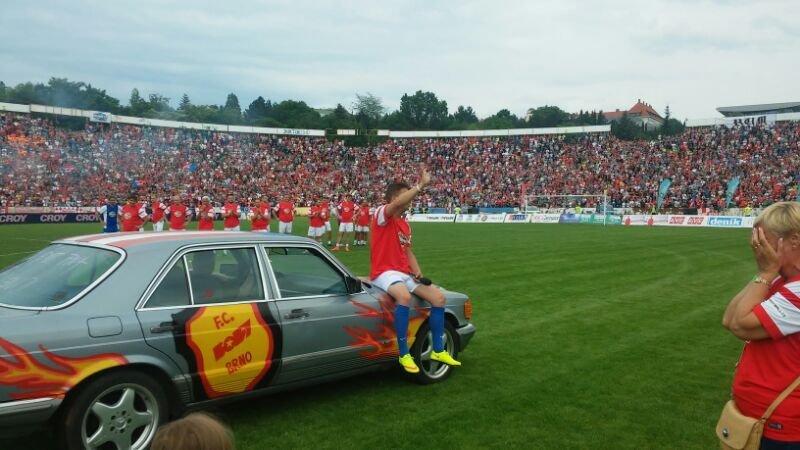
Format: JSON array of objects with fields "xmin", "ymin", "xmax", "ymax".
[{"xmin": 345, "ymin": 276, "xmax": 362, "ymax": 294}]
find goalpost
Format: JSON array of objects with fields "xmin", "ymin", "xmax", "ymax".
[{"xmin": 522, "ymin": 192, "xmax": 611, "ymax": 225}]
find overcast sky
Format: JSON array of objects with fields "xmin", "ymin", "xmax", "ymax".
[{"xmin": 1, "ymin": 0, "xmax": 798, "ymax": 121}]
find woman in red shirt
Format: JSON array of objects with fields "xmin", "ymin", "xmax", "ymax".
[{"xmin": 723, "ymin": 202, "xmax": 800, "ymax": 448}]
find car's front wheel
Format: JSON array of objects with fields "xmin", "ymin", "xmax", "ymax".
[
  {"xmin": 409, "ymin": 321, "xmax": 460, "ymax": 384},
  {"xmin": 59, "ymin": 370, "xmax": 168, "ymax": 450}
]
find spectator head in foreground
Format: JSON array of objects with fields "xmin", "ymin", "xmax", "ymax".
[
  {"xmin": 753, "ymin": 201, "xmax": 800, "ymax": 278},
  {"xmin": 151, "ymin": 413, "xmax": 234, "ymax": 450}
]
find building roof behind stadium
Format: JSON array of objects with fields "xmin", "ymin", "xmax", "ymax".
[{"xmin": 716, "ymin": 102, "xmax": 800, "ymax": 116}]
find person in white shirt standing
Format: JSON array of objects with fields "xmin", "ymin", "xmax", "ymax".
[{"xmin": 150, "ymin": 195, "xmax": 168, "ymax": 232}]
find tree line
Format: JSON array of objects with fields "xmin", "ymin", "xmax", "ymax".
[{"xmin": 0, "ymin": 77, "xmax": 683, "ymax": 139}]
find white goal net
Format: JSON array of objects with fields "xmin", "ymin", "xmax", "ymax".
[{"xmin": 522, "ymin": 193, "xmax": 610, "ymax": 215}]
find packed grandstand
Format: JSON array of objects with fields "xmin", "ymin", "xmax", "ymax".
[{"xmin": 1, "ymin": 111, "xmax": 799, "ymax": 212}]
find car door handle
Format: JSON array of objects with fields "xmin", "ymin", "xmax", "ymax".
[
  {"xmin": 284, "ymin": 309, "xmax": 309, "ymax": 320},
  {"xmin": 150, "ymin": 321, "xmax": 179, "ymax": 334}
]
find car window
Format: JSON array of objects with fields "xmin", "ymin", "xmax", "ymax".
[
  {"xmin": 266, "ymin": 247, "xmax": 347, "ymax": 298},
  {"xmin": 0, "ymin": 244, "xmax": 120, "ymax": 308},
  {"xmin": 146, "ymin": 258, "xmax": 191, "ymax": 308},
  {"xmin": 185, "ymin": 248, "xmax": 264, "ymax": 304}
]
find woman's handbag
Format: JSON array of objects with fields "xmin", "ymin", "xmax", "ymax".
[{"xmin": 717, "ymin": 376, "xmax": 800, "ymax": 450}]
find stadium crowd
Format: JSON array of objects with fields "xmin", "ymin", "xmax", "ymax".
[{"xmin": 1, "ymin": 112, "xmax": 799, "ymax": 212}]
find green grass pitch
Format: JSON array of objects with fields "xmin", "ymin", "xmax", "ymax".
[{"xmin": 0, "ymin": 220, "xmax": 752, "ymax": 449}]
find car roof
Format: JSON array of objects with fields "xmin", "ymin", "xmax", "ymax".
[{"xmin": 57, "ymin": 231, "xmax": 316, "ymax": 254}]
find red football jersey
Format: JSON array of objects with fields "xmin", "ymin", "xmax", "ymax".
[
  {"xmin": 151, "ymin": 201, "xmax": 167, "ymax": 222},
  {"xmin": 251, "ymin": 202, "xmax": 270, "ymax": 230},
  {"xmin": 320, "ymin": 202, "xmax": 330, "ymax": 222},
  {"xmin": 369, "ymin": 205, "xmax": 411, "ymax": 279},
  {"xmin": 197, "ymin": 205, "xmax": 214, "ymax": 231},
  {"xmin": 356, "ymin": 205, "xmax": 371, "ymax": 226},
  {"xmin": 168, "ymin": 204, "xmax": 189, "ymax": 230},
  {"xmin": 339, "ymin": 201, "xmax": 355, "ymax": 223},
  {"xmin": 223, "ymin": 203, "xmax": 241, "ymax": 228},
  {"xmin": 309, "ymin": 205, "xmax": 325, "ymax": 228},
  {"xmin": 121, "ymin": 204, "xmax": 146, "ymax": 232},
  {"xmin": 277, "ymin": 201, "xmax": 294, "ymax": 223}
]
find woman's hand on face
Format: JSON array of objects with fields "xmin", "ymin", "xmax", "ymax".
[{"xmin": 752, "ymin": 227, "xmax": 782, "ymax": 279}]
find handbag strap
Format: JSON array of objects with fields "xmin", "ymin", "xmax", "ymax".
[{"xmin": 762, "ymin": 376, "xmax": 800, "ymax": 420}]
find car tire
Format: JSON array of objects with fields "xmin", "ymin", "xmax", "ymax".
[
  {"xmin": 58, "ymin": 370, "xmax": 168, "ymax": 450},
  {"xmin": 409, "ymin": 320, "xmax": 460, "ymax": 384}
]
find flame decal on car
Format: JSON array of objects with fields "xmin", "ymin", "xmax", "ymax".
[
  {"xmin": 345, "ymin": 293, "xmax": 429, "ymax": 359},
  {"xmin": 0, "ymin": 338, "xmax": 127, "ymax": 400}
]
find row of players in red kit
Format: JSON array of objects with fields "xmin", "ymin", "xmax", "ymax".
[
  {"xmin": 307, "ymin": 194, "xmax": 372, "ymax": 250},
  {"xmin": 98, "ymin": 193, "xmax": 372, "ymax": 248},
  {"xmin": 103, "ymin": 193, "xmax": 254, "ymax": 232},
  {"xmin": 97, "ymin": 194, "xmax": 247, "ymax": 233}
]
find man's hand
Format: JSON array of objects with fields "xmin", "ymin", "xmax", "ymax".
[
  {"xmin": 413, "ymin": 274, "xmax": 433, "ymax": 286},
  {"xmin": 418, "ymin": 166, "xmax": 432, "ymax": 188}
]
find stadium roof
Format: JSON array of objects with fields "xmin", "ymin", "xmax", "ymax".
[{"xmin": 717, "ymin": 102, "xmax": 800, "ymax": 117}]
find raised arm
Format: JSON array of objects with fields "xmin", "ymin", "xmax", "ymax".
[{"xmin": 385, "ymin": 167, "xmax": 431, "ymax": 218}]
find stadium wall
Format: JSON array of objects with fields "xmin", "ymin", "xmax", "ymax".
[
  {"xmin": 1, "ymin": 101, "xmax": 609, "ymax": 137},
  {"xmin": 5, "ymin": 101, "xmax": 800, "ymax": 135},
  {"xmin": 0, "ymin": 102, "xmax": 326, "ymax": 137},
  {"xmin": 386, "ymin": 125, "xmax": 610, "ymax": 137}
]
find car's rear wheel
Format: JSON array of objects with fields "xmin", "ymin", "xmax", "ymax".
[
  {"xmin": 59, "ymin": 371, "xmax": 168, "ymax": 450},
  {"xmin": 409, "ymin": 321, "xmax": 459, "ymax": 384}
]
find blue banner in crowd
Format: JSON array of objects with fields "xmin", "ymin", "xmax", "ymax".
[
  {"xmin": 657, "ymin": 179, "xmax": 672, "ymax": 210},
  {"xmin": 0, "ymin": 213, "xmax": 100, "ymax": 225},
  {"xmin": 726, "ymin": 177, "xmax": 740, "ymax": 208}
]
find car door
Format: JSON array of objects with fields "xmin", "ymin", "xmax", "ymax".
[
  {"xmin": 135, "ymin": 245, "xmax": 283, "ymax": 401},
  {"xmin": 262, "ymin": 244, "xmax": 391, "ymax": 384}
]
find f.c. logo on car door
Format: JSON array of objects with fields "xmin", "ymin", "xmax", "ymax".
[{"xmin": 172, "ymin": 303, "xmax": 282, "ymax": 400}]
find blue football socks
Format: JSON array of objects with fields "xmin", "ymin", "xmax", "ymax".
[
  {"xmin": 395, "ymin": 304, "xmax": 410, "ymax": 356},
  {"xmin": 431, "ymin": 306, "xmax": 445, "ymax": 352}
]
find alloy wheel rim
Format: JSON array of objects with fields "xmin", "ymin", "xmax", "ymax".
[{"xmin": 80, "ymin": 383, "xmax": 159, "ymax": 450}]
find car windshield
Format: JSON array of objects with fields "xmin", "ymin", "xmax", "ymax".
[{"xmin": 0, "ymin": 244, "xmax": 121, "ymax": 308}]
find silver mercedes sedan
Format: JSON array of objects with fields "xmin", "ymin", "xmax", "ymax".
[{"xmin": 0, "ymin": 232, "xmax": 475, "ymax": 450}]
